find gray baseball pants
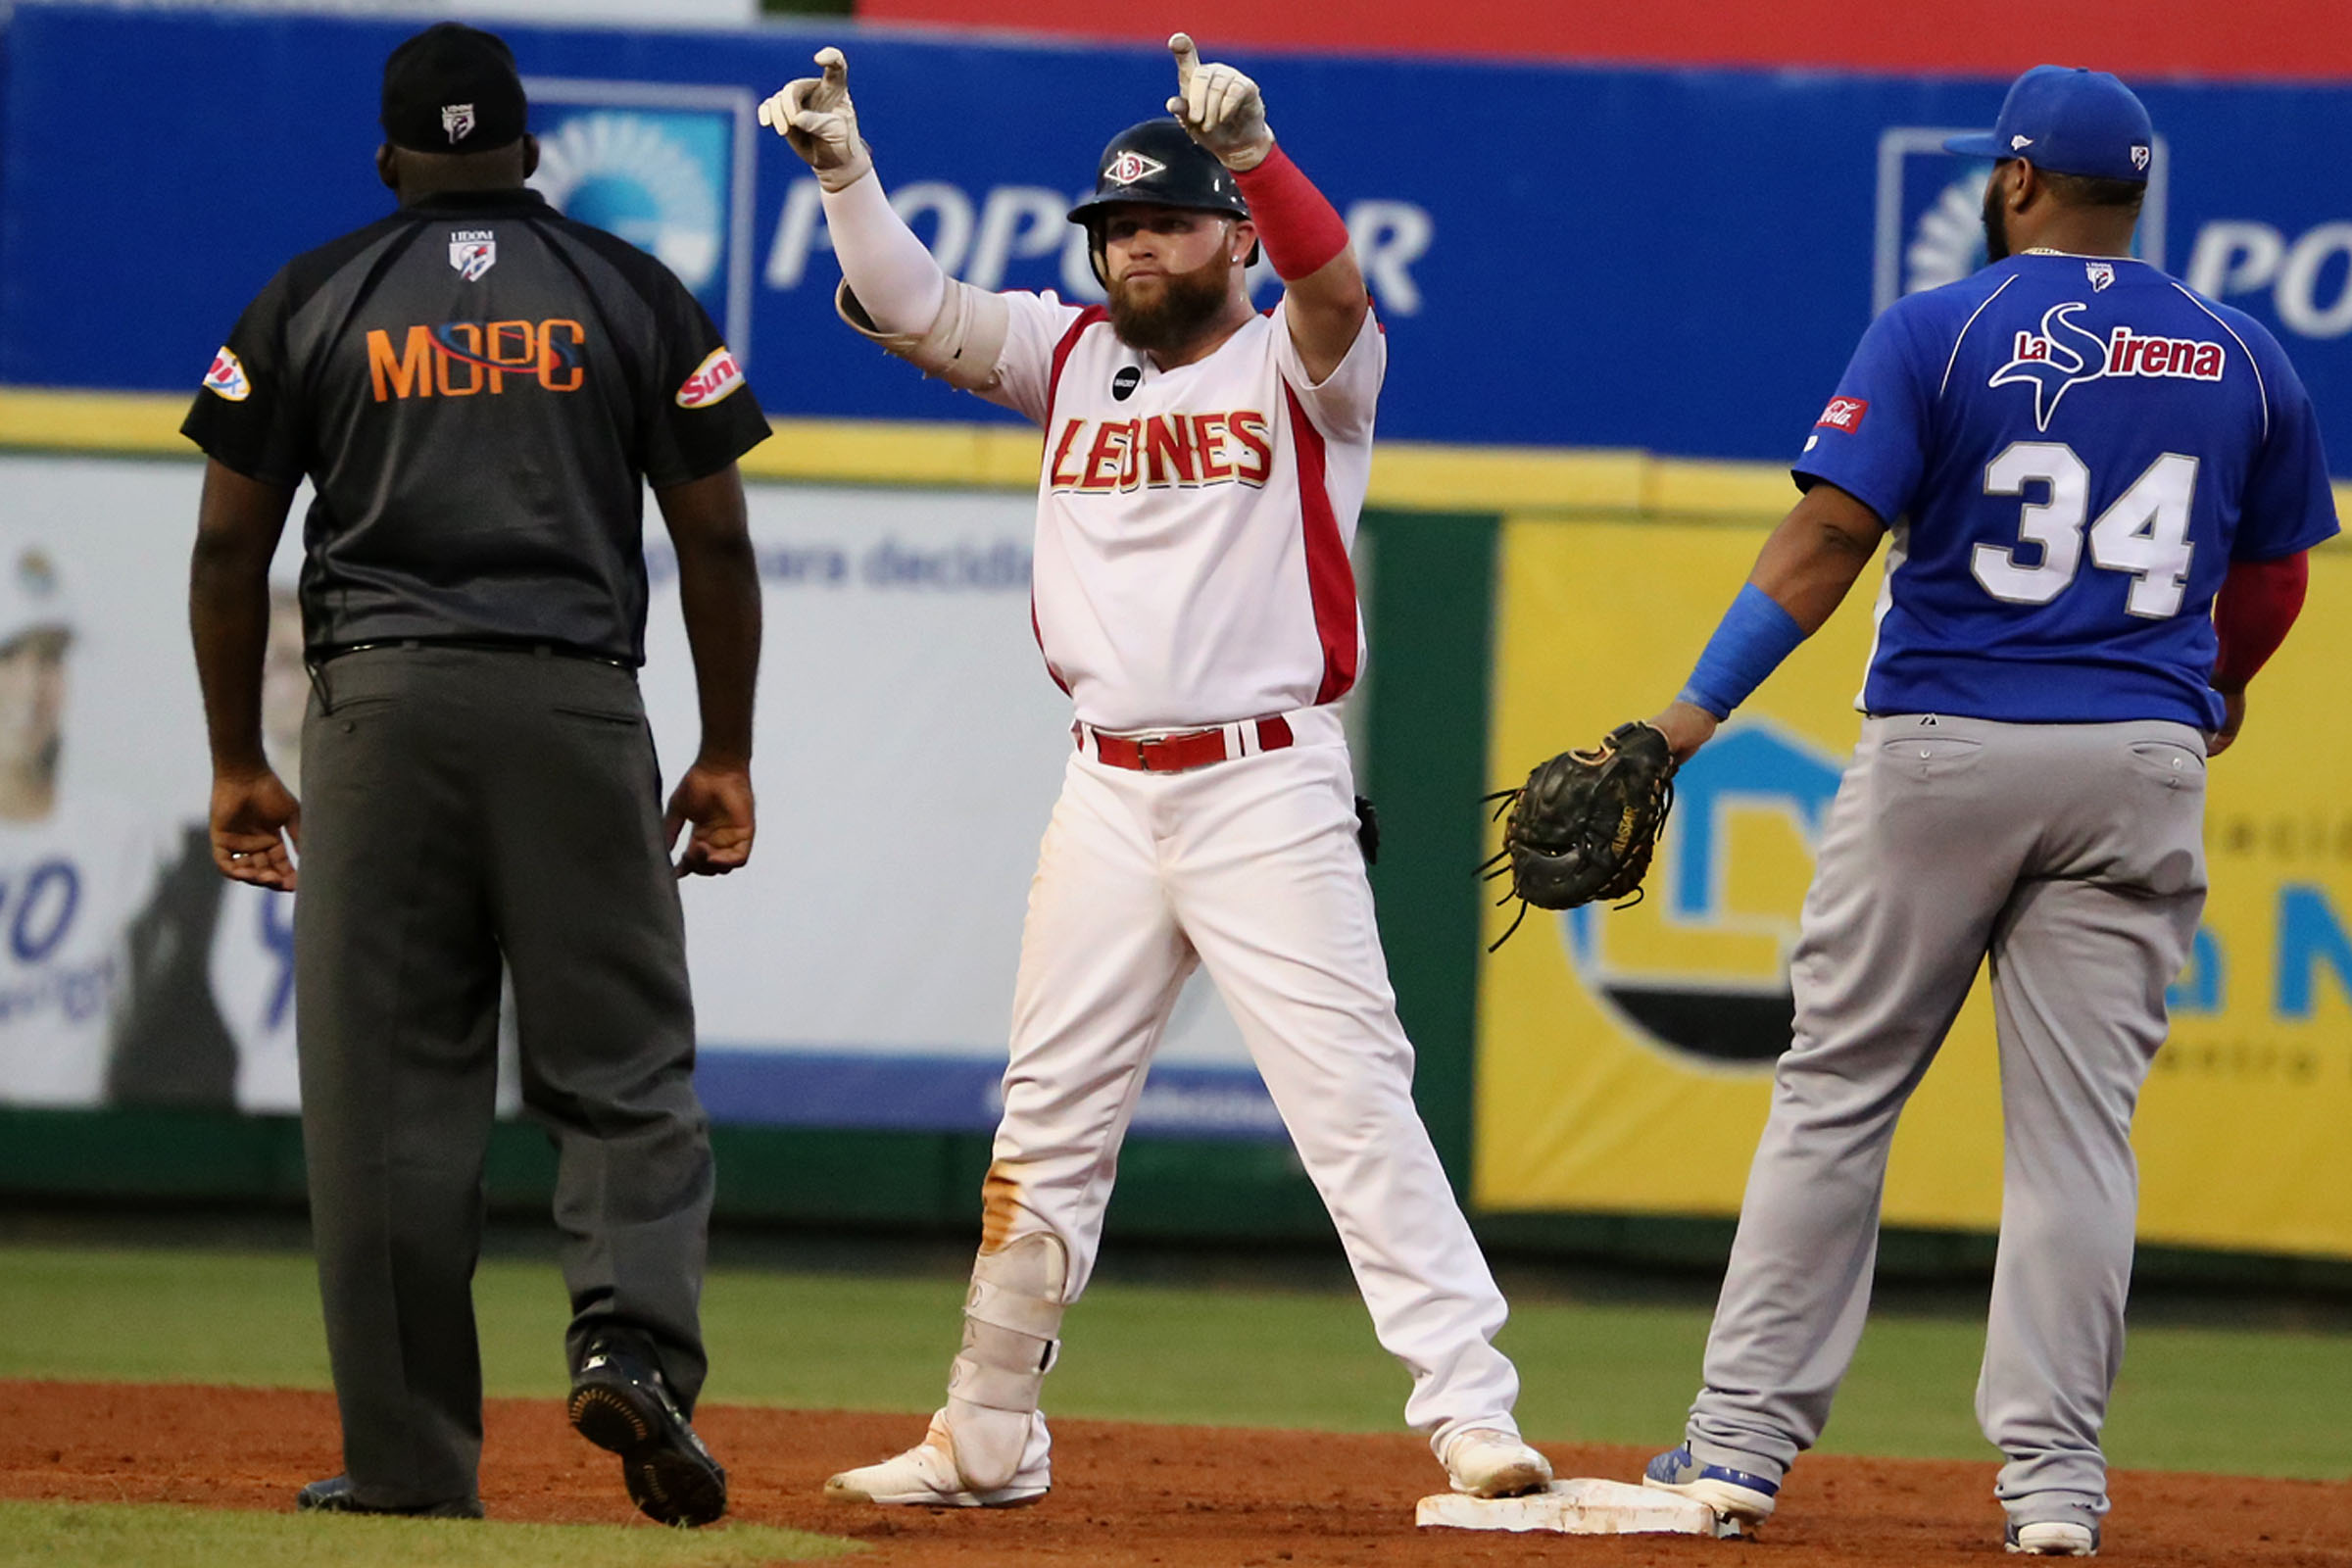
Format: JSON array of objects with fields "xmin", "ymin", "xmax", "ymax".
[
  {"xmin": 295, "ymin": 645, "xmax": 714, "ymax": 1510},
  {"xmin": 1684, "ymin": 712, "xmax": 2207, "ymax": 1533}
]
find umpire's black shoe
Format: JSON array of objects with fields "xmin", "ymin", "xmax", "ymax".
[
  {"xmin": 567, "ymin": 1335, "xmax": 728, "ymax": 1527},
  {"xmin": 295, "ymin": 1474, "xmax": 483, "ymax": 1519}
]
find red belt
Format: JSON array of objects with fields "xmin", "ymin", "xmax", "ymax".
[{"xmin": 1079, "ymin": 714, "xmax": 1295, "ymax": 773}]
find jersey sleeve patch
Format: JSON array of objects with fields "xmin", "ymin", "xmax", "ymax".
[
  {"xmin": 675, "ymin": 346, "xmax": 745, "ymax": 409},
  {"xmin": 1816, "ymin": 396, "xmax": 1867, "ymax": 432},
  {"xmin": 202, "ymin": 346, "xmax": 253, "ymax": 403}
]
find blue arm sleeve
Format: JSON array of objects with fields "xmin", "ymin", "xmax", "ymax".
[{"xmin": 1678, "ymin": 582, "xmax": 1807, "ymax": 719}]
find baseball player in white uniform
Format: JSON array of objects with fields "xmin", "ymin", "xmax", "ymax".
[{"xmin": 761, "ymin": 36, "xmax": 1550, "ymax": 1506}]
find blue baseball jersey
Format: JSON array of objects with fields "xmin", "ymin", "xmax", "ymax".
[{"xmin": 1796, "ymin": 252, "xmax": 2338, "ymax": 727}]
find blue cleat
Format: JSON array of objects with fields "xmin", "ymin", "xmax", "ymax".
[{"xmin": 1642, "ymin": 1445, "xmax": 1780, "ymax": 1524}]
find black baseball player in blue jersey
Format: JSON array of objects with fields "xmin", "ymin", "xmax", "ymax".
[{"xmin": 1633, "ymin": 67, "xmax": 2335, "ymax": 1555}]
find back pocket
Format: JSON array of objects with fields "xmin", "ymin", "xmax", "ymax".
[
  {"xmin": 2128, "ymin": 739, "xmax": 2206, "ymax": 792},
  {"xmin": 1879, "ymin": 734, "xmax": 1984, "ymax": 778},
  {"xmin": 551, "ymin": 704, "xmax": 644, "ymax": 727}
]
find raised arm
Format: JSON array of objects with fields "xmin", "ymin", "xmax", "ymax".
[
  {"xmin": 760, "ymin": 50, "xmax": 1020, "ymax": 398},
  {"xmin": 1167, "ymin": 33, "xmax": 1367, "ymax": 382}
]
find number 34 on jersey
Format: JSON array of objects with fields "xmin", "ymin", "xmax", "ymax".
[{"xmin": 1975, "ymin": 442, "xmax": 2198, "ymax": 619}]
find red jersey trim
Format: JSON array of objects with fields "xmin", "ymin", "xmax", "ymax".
[
  {"xmin": 1035, "ymin": 305, "xmax": 1106, "ymax": 697},
  {"xmin": 1031, "ymin": 593, "xmax": 1071, "ymax": 695},
  {"xmin": 1284, "ymin": 384, "xmax": 1359, "ymax": 706},
  {"xmin": 1044, "ymin": 305, "xmax": 1110, "ymax": 428}
]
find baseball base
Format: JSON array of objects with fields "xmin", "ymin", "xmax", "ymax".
[{"xmin": 1415, "ymin": 1477, "xmax": 1741, "ymax": 1537}]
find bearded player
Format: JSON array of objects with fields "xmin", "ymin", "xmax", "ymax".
[{"xmin": 760, "ymin": 36, "xmax": 1550, "ymax": 1506}]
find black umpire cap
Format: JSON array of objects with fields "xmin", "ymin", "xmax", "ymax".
[{"xmin": 381, "ymin": 23, "xmax": 528, "ymax": 154}]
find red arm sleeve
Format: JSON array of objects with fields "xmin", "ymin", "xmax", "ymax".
[
  {"xmin": 1230, "ymin": 144, "xmax": 1350, "ymax": 281},
  {"xmin": 2211, "ymin": 550, "xmax": 2309, "ymax": 694}
]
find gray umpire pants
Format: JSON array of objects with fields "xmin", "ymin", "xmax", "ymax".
[
  {"xmin": 1685, "ymin": 713, "xmax": 2207, "ymax": 1533},
  {"xmin": 295, "ymin": 644, "xmax": 714, "ymax": 1509}
]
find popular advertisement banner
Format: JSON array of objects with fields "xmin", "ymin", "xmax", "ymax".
[
  {"xmin": 1476, "ymin": 516, "xmax": 2352, "ymax": 1258},
  {"xmin": 7, "ymin": 3, "xmax": 2352, "ymax": 468},
  {"xmin": 0, "ymin": 454, "xmax": 1277, "ymax": 1139}
]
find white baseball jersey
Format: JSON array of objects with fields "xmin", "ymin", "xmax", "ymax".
[{"xmin": 979, "ymin": 295, "xmax": 1384, "ymax": 731}]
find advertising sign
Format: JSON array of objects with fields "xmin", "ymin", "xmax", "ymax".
[
  {"xmin": 7, "ymin": 4, "xmax": 2352, "ymax": 470},
  {"xmin": 0, "ymin": 454, "xmax": 1279, "ymax": 1139},
  {"xmin": 1476, "ymin": 515, "xmax": 2352, "ymax": 1257}
]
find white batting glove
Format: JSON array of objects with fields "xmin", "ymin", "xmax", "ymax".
[
  {"xmin": 1166, "ymin": 33, "xmax": 1273, "ymax": 172},
  {"xmin": 757, "ymin": 47, "xmax": 873, "ymax": 192}
]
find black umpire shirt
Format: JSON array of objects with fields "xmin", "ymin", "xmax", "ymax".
[{"xmin": 183, "ymin": 188, "xmax": 770, "ymax": 664}]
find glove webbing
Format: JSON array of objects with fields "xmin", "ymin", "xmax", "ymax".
[{"xmin": 1478, "ymin": 751, "xmax": 1675, "ymax": 951}]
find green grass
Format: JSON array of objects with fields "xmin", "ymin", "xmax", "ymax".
[
  {"xmin": 3, "ymin": 1246, "xmax": 2346, "ymax": 1480},
  {"xmin": 0, "ymin": 1500, "xmax": 854, "ymax": 1567}
]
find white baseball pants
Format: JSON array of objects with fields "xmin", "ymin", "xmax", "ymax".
[{"xmin": 979, "ymin": 707, "xmax": 1523, "ymax": 1451}]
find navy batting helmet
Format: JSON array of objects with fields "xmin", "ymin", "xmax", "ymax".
[{"xmin": 1068, "ymin": 119, "xmax": 1255, "ymax": 286}]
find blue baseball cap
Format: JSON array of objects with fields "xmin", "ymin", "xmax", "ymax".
[{"xmin": 1944, "ymin": 65, "xmax": 2154, "ymax": 183}]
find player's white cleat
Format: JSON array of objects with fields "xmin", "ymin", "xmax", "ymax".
[
  {"xmin": 1440, "ymin": 1427, "xmax": 1554, "ymax": 1498},
  {"xmin": 2006, "ymin": 1520, "xmax": 2099, "ymax": 1555},
  {"xmin": 824, "ymin": 1409, "xmax": 1052, "ymax": 1508}
]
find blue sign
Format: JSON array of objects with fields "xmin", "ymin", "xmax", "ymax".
[
  {"xmin": 525, "ymin": 81, "xmax": 757, "ymax": 351},
  {"xmin": 4, "ymin": 2, "xmax": 2352, "ymax": 470}
]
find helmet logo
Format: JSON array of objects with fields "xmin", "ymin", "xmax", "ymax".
[{"xmin": 1104, "ymin": 150, "xmax": 1167, "ymax": 185}]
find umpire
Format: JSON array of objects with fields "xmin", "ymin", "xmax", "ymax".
[{"xmin": 183, "ymin": 24, "xmax": 767, "ymax": 1526}]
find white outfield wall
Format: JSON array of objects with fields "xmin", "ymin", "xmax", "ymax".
[{"xmin": 0, "ymin": 454, "xmax": 1278, "ymax": 1138}]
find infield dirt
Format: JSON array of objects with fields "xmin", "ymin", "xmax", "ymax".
[{"xmin": 3, "ymin": 1381, "xmax": 2345, "ymax": 1566}]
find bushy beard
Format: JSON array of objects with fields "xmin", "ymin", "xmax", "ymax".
[
  {"xmin": 1107, "ymin": 252, "xmax": 1235, "ymax": 359},
  {"xmin": 1982, "ymin": 174, "xmax": 2012, "ymax": 265}
]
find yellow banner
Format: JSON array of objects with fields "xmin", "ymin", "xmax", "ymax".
[{"xmin": 1475, "ymin": 514, "xmax": 2352, "ymax": 1258}]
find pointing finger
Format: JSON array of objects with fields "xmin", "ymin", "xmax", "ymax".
[
  {"xmin": 814, "ymin": 46, "xmax": 849, "ymax": 106},
  {"xmin": 1169, "ymin": 32, "xmax": 1199, "ymax": 90}
]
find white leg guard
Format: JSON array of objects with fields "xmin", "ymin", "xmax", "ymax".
[{"xmin": 944, "ymin": 1233, "xmax": 1068, "ymax": 1492}]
